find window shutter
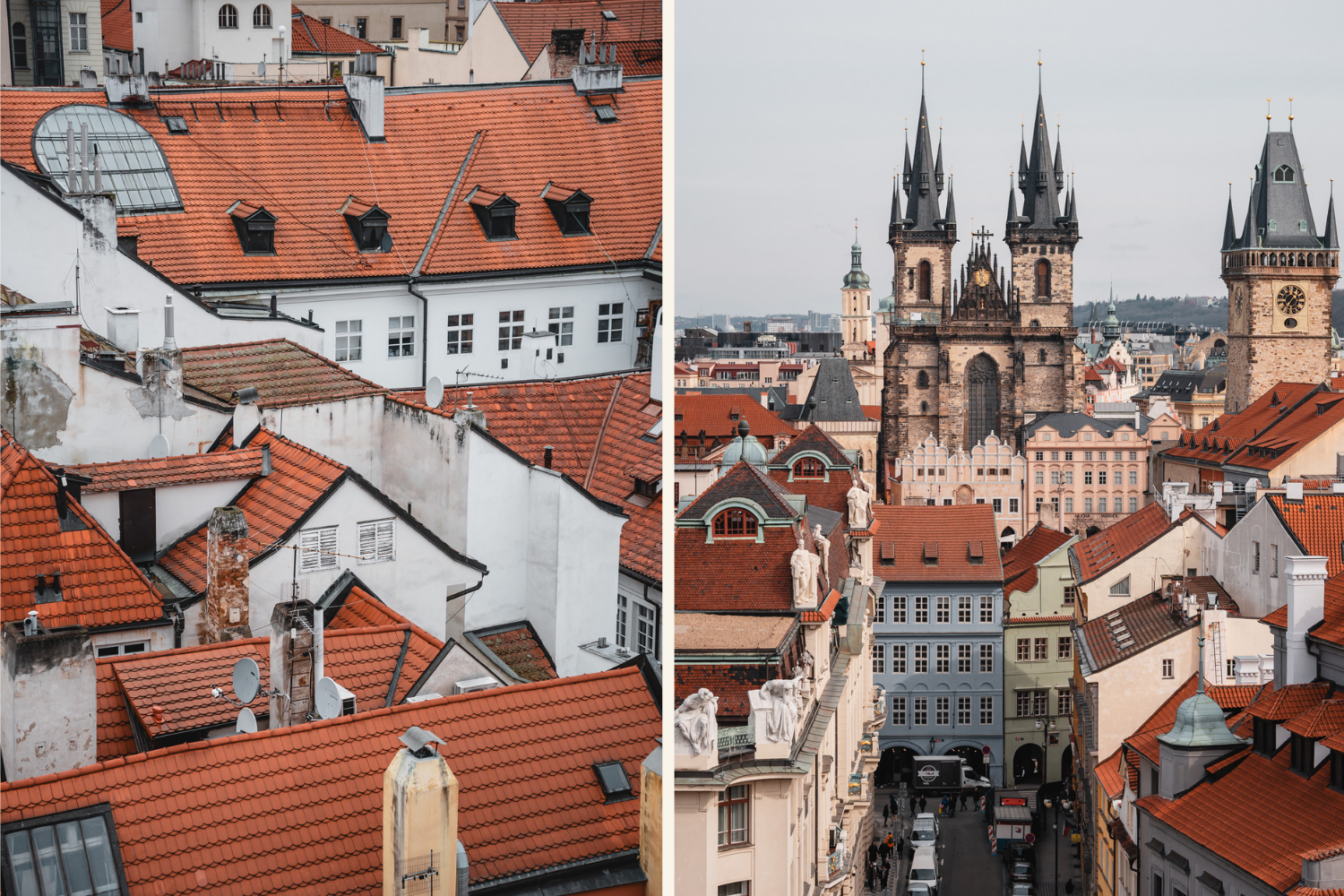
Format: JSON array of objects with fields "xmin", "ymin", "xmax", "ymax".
[
  {"xmin": 300, "ymin": 529, "xmax": 321, "ymax": 573},
  {"xmin": 359, "ymin": 519, "xmax": 395, "ymax": 563}
]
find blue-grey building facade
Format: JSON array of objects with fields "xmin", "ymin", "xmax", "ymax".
[{"xmin": 872, "ymin": 580, "xmax": 1006, "ymax": 786}]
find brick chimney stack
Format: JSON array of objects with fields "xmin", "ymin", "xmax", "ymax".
[
  {"xmin": 1, "ymin": 621, "xmax": 97, "ymax": 779},
  {"xmin": 204, "ymin": 507, "xmax": 251, "ymax": 643},
  {"xmin": 384, "ymin": 727, "xmax": 459, "ymax": 896},
  {"xmin": 269, "ymin": 600, "xmax": 323, "ymax": 728}
]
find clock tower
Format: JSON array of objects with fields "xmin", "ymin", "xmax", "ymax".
[
  {"xmin": 841, "ymin": 233, "xmax": 873, "ymax": 361},
  {"xmin": 1222, "ymin": 122, "xmax": 1339, "ymax": 413}
]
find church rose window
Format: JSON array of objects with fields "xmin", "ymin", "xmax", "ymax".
[{"xmin": 713, "ymin": 509, "xmax": 757, "ymax": 538}]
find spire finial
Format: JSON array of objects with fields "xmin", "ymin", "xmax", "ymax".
[
  {"xmin": 1289, "ymin": 96, "xmax": 1294, "ymax": 130},
  {"xmin": 1267, "ymin": 97, "xmax": 1272, "ymax": 131},
  {"xmin": 921, "ymin": 50, "xmax": 925, "ymax": 94},
  {"xmin": 1037, "ymin": 50, "xmax": 1042, "ymax": 93}
]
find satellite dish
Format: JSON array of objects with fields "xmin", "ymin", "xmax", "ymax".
[
  {"xmin": 232, "ymin": 657, "xmax": 260, "ymax": 704},
  {"xmin": 425, "ymin": 376, "xmax": 444, "ymax": 409},
  {"xmin": 148, "ymin": 433, "xmax": 170, "ymax": 459},
  {"xmin": 236, "ymin": 707, "xmax": 257, "ymax": 734},
  {"xmin": 316, "ymin": 677, "xmax": 342, "ymax": 720}
]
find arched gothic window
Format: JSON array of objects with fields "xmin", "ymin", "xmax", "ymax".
[
  {"xmin": 712, "ymin": 508, "xmax": 757, "ymax": 538},
  {"xmin": 219, "ymin": 4, "xmax": 238, "ymax": 27},
  {"xmin": 918, "ymin": 261, "xmax": 932, "ymax": 303},
  {"xmin": 253, "ymin": 4, "xmax": 271, "ymax": 26},
  {"xmin": 917, "ymin": 370, "xmax": 930, "ymax": 389},
  {"xmin": 10, "ymin": 22, "xmax": 27, "ymax": 69},
  {"xmin": 1035, "ymin": 258, "xmax": 1051, "ymax": 297},
  {"xmin": 1274, "ymin": 165, "xmax": 1295, "ymax": 183},
  {"xmin": 965, "ymin": 354, "xmax": 1000, "ymax": 450},
  {"xmin": 793, "ymin": 457, "xmax": 824, "ymax": 480}
]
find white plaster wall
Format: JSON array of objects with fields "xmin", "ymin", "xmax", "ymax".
[
  {"xmin": 413, "ymin": 644, "xmax": 499, "ymax": 697},
  {"xmin": 90, "ymin": 624, "xmax": 174, "ymax": 653},
  {"xmin": 0, "ymin": 312, "xmax": 233, "ymax": 463},
  {"xmin": 1205, "ymin": 497, "xmax": 1296, "ymax": 620},
  {"xmin": 195, "ymin": 0, "xmax": 289, "ymax": 71},
  {"xmin": 1, "ymin": 631, "xmax": 98, "ymax": 779},
  {"xmin": 79, "ymin": 478, "xmax": 249, "ymax": 548},
  {"xmin": 1, "ymin": 166, "xmax": 323, "ymax": 352},
  {"xmin": 134, "ymin": 0, "xmax": 197, "ymax": 76},
  {"xmin": 61, "ymin": 0, "xmax": 104, "ymax": 85},
  {"xmin": 1079, "ymin": 517, "xmax": 1209, "ymax": 619}
]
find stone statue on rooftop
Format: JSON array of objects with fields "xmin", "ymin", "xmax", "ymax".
[
  {"xmin": 791, "ymin": 537, "xmax": 816, "ymax": 606},
  {"xmin": 847, "ymin": 476, "xmax": 872, "ymax": 527},
  {"xmin": 674, "ymin": 688, "xmax": 719, "ymax": 756},
  {"xmin": 813, "ymin": 523, "xmax": 830, "ymax": 586},
  {"xmin": 760, "ymin": 678, "xmax": 800, "ymax": 744}
]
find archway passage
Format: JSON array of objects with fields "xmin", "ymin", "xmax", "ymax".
[
  {"xmin": 1013, "ymin": 743, "xmax": 1045, "ymax": 786},
  {"xmin": 1059, "ymin": 745, "xmax": 1074, "ymax": 784},
  {"xmin": 947, "ymin": 744, "xmax": 986, "ymax": 779},
  {"xmin": 878, "ymin": 746, "xmax": 918, "ymax": 787},
  {"xmin": 965, "ymin": 354, "xmax": 1001, "ymax": 451}
]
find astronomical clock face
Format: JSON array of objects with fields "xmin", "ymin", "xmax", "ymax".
[
  {"xmin": 1271, "ymin": 282, "xmax": 1309, "ymax": 333},
  {"xmin": 974, "ymin": 269, "xmax": 990, "ymax": 287}
]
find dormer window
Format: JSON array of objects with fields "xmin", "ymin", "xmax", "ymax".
[
  {"xmin": 341, "ymin": 198, "xmax": 390, "ymax": 252},
  {"xmin": 228, "ymin": 202, "xmax": 276, "ymax": 254},
  {"xmin": 793, "ymin": 457, "xmax": 824, "ymax": 480},
  {"xmin": 1274, "ymin": 165, "xmax": 1295, "ymax": 183},
  {"xmin": 712, "ymin": 508, "xmax": 757, "ymax": 539},
  {"xmin": 544, "ymin": 185, "xmax": 592, "ymax": 236},
  {"xmin": 1289, "ymin": 732, "xmax": 1318, "ymax": 775},
  {"xmin": 467, "ymin": 188, "xmax": 517, "ymax": 240}
]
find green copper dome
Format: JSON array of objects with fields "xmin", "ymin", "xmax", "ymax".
[
  {"xmin": 722, "ymin": 418, "xmax": 768, "ymax": 467},
  {"xmin": 878, "ymin": 293, "xmax": 896, "ymax": 313},
  {"xmin": 843, "ymin": 240, "xmax": 870, "ymax": 289},
  {"xmin": 1157, "ymin": 638, "xmax": 1247, "ymax": 750}
]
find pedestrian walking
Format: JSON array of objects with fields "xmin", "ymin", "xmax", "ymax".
[
  {"xmin": 958, "ymin": 793, "xmax": 967, "ymax": 811},
  {"xmin": 883, "ymin": 805, "xmax": 890, "ymax": 825},
  {"xmin": 868, "ymin": 842, "xmax": 878, "ymax": 865},
  {"xmin": 1066, "ymin": 880, "xmax": 1075, "ymax": 896},
  {"xmin": 890, "ymin": 793, "xmax": 898, "ymax": 816},
  {"xmin": 897, "ymin": 835, "xmax": 904, "ymax": 855},
  {"xmin": 919, "ymin": 796, "xmax": 927, "ymax": 814},
  {"xmin": 880, "ymin": 864, "xmax": 890, "ymax": 889}
]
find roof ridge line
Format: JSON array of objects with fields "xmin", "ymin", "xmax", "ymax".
[
  {"xmin": 327, "ymin": 623, "xmax": 411, "ymax": 638},
  {"xmin": 584, "ymin": 376, "xmax": 623, "ymax": 491},
  {"xmin": 98, "ymin": 637, "xmax": 268, "ymax": 665},
  {"xmin": 413, "ymin": 129, "xmax": 484, "ymax": 276}
]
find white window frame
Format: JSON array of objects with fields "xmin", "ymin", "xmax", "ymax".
[
  {"xmin": 335, "ymin": 320, "xmax": 363, "ymax": 362},
  {"xmin": 388, "ymin": 315, "xmax": 416, "ymax": 358},
  {"xmin": 299, "ymin": 525, "xmax": 338, "ymax": 573},
  {"xmin": 892, "ymin": 644, "xmax": 906, "ymax": 674},
  {"xmin": 957, "ymin": 695, "xmax": 971, "ymax": 725},
  {"xmin": 979, "ymin": 696, "xmax": 994, "ymax": 725},
  {"xmin": 892, "ymin": 695, "xmax": 907, "ymax": 726},
  {"xmin": 872, "ymin": 643, "xmax": 885, "ymax": 674},
  {"xmin": 597, "ymin": 303, "xmax": 624, "ymax": 344},
  {"xmin": 357, "ymin": 518, "xmax": 395, "ymax": 564},
  {"xmin": 979, "ymin": 595, "xmax": 994, "ymax": 623},
  {"xmin": 958, "ymin": 596, "xmax": 971, "ymax": 623},
  {"xmin": 95, "ymin": 640, "xmax": 149, "ymax": 657},
  {"xmin": 548, "ymin": 306, "xmax": 574, "ymax": 346},
  {"xmin": 69, "ymin": 12, "xmax": 88, "ymax": 50},
  {"xmin": 1110, "ymin": 576, "xmax": 1130, "ymax": 597},
  {"xmin": 875, "ymin": 594, "xmax": 885, "ymax": 624},
  {"xmin": 979, "ymin": 643, "xmax": 994, "ymax": 673},
  {"xmin": 1161, "ymin": 658, "xmax": 1174, "ymax": 679},
  {"xmin": 913, "ymin": 644, "xmax": 928, "ymax": 674},
  {"xmin": 446, "ymin": 313, "xmax": 474, "ymax": 355}
]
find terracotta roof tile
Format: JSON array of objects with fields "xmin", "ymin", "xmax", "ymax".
[
  {"xmin": 799, "ymin": 587, "xmax": 843, "ymax": 623},
  {"xmin": 60, "ymin": 448, "xmax": 265, "ymax": 492},
  {"xmin": 0, "ymin": 79, "xmax": 660, "ymax": 285},
  {"xmin": 395, "ymin": 371, "xmax": 660, "ymax": 582},
  {"xmin": 1228, "ymin": 395, "xmax": 1344, "ymax": 472},
  {"xmin": 674, "ymin": 663, "xmax": 770, "ymax": 720},
  {"xmin": 1, "ymin": 430, "xmax": 165, "ymax": 629},
  {"xmin": 1124, "ymin": 674, "xmax": 1258, "ymax": 765},
  {"xmin": 100, "ymin": 0, "xmax": 133, "ymax": 51},
  {"xmin": 475, "ymin": 624, "xmax": 558, "ymax": 682},
  {"xmin": 682, "ymin": 459, "xmax": 799, "ymax": 522},
  {"xmin": 1070, "ymin": 501, "xmax": 1178, "ymax": 583},
  {"xmin": 770, "ymin": 425, "xmax": 852, "ymax": 469},
  {"xmin": 157, "ymin": 430, "xmax": 346, "ymax": 594},
  {"xmin": 1164, "ymin": 382, "xmax": 1320, "ymax": 467},
  {"xmin": 766, "ymin": 427, "xmax": 862, "ymax": 518},
  {"xmin": 1269, "ymin": 495, "xmax": 1344, "ymax": 579},
  {"xmin": 112, "ymin": 638, "xmax": 271, "ymax": 740},
  {"xmin": 676, "ymin": 524, "xmax": 805, "ymax": 613},
  {"xmin": 290, "ymin": 8, "xmax": 385, "ymax": 55},
  {"xmin": 673, "ymin": 394, "xmax": 792, "ymax": 448},
  {"xmin": 1282, "ymin": 699, "xmax": 1344, "ymax": 739},
  {"xmin": 1076, "ymin": 580, "xmax": 1237, "ymax": 673},
  {"xmin": 180, "ymin": 339, "xmax": 387, "ymax": 408},
  {"xmin": 1137, "ymin": 743, "xmax": 1344, "ymax": 892},
  {"xmin": 494, "ymin": 0, "xmax": 662, "ymax": 65},
  {"xmin": 2, "ymin": 666, "xmax": 660, "ymax": 890},
  {"xmin": 95, "ymin": 659, "xmax": 138, "ymax": 761},
  {"xmin": 1245, "ymin": 682, "xmax": 1334, "ymax": 722},
  {"xmin": 1095, "ymin": 748, "xmax": 1125, "ymax": 798},
  {"xmin": 1003, "ymin": 525, "xmax": 1072, "ymax": 597},
  {"xmin": 869, "ymin": 504, "xmax": 1004, "ymax": 583}
]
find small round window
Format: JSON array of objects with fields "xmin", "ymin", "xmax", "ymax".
[{"xmin": 31, "ymin": 104, "xmax": 183, "ymax": 215}]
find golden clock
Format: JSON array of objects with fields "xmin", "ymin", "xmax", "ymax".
[
  {"xmin": 973, "ymin": 269, "xmax": 990, "ymax": 287},
  {"xmin": 1276, "ymin": 285, "xmax": 1306, "ymax": 315}
]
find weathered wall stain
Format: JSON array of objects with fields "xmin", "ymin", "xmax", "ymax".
[{"xmin": 1, "ymin": 338, "xmax": 75, "ymax": 449}]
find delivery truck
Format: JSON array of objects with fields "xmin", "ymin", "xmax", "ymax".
[{"xmin": 910, "ymin": 756, "xmax": 992, "ymax": 794}]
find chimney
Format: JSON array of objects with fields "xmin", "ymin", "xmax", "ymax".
[
  {"xmin": 79, "ymin": 67, "xmax": 99, "ymax": 87},
  {"xmin": 233, "ymin": 388, "xmax": 261, "ymax": 447},
  {"xmin": 543, "ymin": 445, "xmax": 554, "ymax": 469},
  {"xmin": 453, "ymin": 391, "xmax": 487, "ymax": 431},
  {"xmin": 1286, "ymin": 480, "xmax": 1304, "ymax": 502},
  {"xmin": 269, "ymin": 599, "xmax": 323, "ymax": 728},
  {"xmin": 105, "ymin": 306, "xmax": 140, "ymax": 352},
  {"xmin": 571, "ymin": 33, "xmax": 622, "ymax": 94},
  {"xmin": 133, "ymin": 296, "xmax": 187, "ymax": 423},
  {"xmin": 345, "ymin": 74, "xmax": 385, "ymax": 141},
  {"xmin": 1282, "ymin": 556, "xmax": 1327, "ymax": 686},
  {"xmin": 639, "ymin": 741, "xmax": 663, "ymax": 895},
  {"xmin": 162, "ymin": 295, "xmax": 177, "ymax": 350},
  {"xmin": 104, "ymin": 73, "xmax": 151, "ymax": 105},
  {"xmin": 549, "ymin": 27, "xmax": 585, "ymax": 78},
  {"xmin": 1, "ymin": 620, "xmax": 97, "ymax": 779},
  {"xmin": 204, "ymin": 507, "xmax": 252, "ymax": 643},
  {"xmin": 384, "ymin": 727, "xmax": 459, "ymax": 896}
]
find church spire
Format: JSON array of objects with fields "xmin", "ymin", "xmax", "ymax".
[
  {"xmin": 943, "ymin": 175, "xmax": 957, "ymax": 229},
  {"xmin": 1020, "ymin": 87, "xmax": 1064, "ymax": 229},
  {"xmin": 934, "ymin": 132, "xmax": 945, "ymax": 194},
  {"xmin": 1053, "ymin": 132, "xmax": 1064, "ymax": 191},
  {"xmin": 904, "ymin": 88, "xmax": 944, "ymax": 232},
  {"xmin": 1236, "ymin": 187, "xmax": 1257, "ymax": 249},
  {"xmin": 1221, "ymin": 185, "xmax": 1238, "ymax": 251},
  {"xmin": 1324, "ymin": 181, "xmax": 1339, "ymax": 249},
  {"xmin": 1006, "ymin": 174, "xmax": 1021, "ymax": 232},
  {"xmin": 889, "ymin": 176, "xmax": 905, "ymax": 239}
]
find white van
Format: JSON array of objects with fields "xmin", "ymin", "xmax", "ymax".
[
  {"xmin": 910, "ymin": 813, "xmax": 939, "ymax": 847},
  {"xmin": 909, "ymin": 845, "xmax": 941, "ymax": 896}
]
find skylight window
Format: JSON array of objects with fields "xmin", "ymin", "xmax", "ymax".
[
  {"xmin": 163, "ymin": 116, "xmax": 189, "ymax": 134},
  {"xmin": 593, "ymin": 761, "xmax": 634, "ymax": 802},
  {"xmin": 594, "ymin": 104, "xmax": 617, "ymax": 123},
  {"xmin": 3, "ymin": 806, "xmax": 128, "ymax": 895},
  {"xmin": 601, "ymin": 8, "xmax": 616, "ymax": 19},
  {"xmin": 32, "ymin": 104, "xmax": 184, "ymax": 215}
]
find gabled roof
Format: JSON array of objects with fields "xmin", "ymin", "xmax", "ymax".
[
  {"xmin": 471, "ymin": 621, "xmax": 558, "ymax": 683},
  {"xmin": 180, "ymin": 339, "xmax": 387, "ymax": 408},
  {"xmin": 1070, "ymin": 501, "xmax": 1179, "ymax": 584},
  {"xmin": 1095, "ymin": 748, "xmax": 1126, "ymax": 799},
  {"xmin": 796, "ymin": 358, "xmax": 868, "ymax": 422},
  {"xmin": 1264, "ymin": 575, "xmax": 1344, "ymax": 649},
  {"xmin": 1002, "ymin": 525, "xmax": 1072, "ymax": 597},
  {"xmin": 1234, "ymin": 130, "xmax": 1327, "ymax": 250},
  {"xmin": 1229, "ymin": 396, "xmax": 1344, "ymax": 472},
  {"xmin": 1282, "ymin": 699, "xmax": 1344, "ymax": 739},
  {"xmin": 492, "ymin": 0, "xmax": 662, "ymax": 65},
  {"xmin": 289, "ymin": 6, "xmax": 386, "ymax": 55},
  {"xmin": 0, "ymin": 79, "xmax": 660, "ymax": 285},
  {"xmin": 770, "ymin": 424, "xmax": 852, "ymax": 469},
  {"xmin": 1076, "ymin": 578, "xmax": 1237, "ymax": 674},
  {"xmin": 395, "ymin": 370, "xmax": 660, "ymax": 583},
  {"xmin": 1, "ymin": 665, "xmax": 660, "ymax": 892},
  {"xmin": 682, "ymin": 460, "xmax": 799, "ymax": 522},
  {"xmin": 1124, "ymin": 673, "xmax": 1263, "ymax": 766},
  {"xmin": 1243, "ymin": 682, "xmax": 1333, "ymax": 723},
  {"xmin": 1024, "ymin": 411, "xmax": 1148, "ymax": 440},
  {"xmin": 1267, "ymin": 495, "xmax": 1344, "ymax": 579},
  {"xmin": 59, "ymin": 447, "xmax": 265, "ymax": 492},
  {"xmin": 1164, "ymin": 382, "xmax": 1320, "ymax": 466},
  {"xmin": 100, "ymin": 0, "xmax": 133, "ymax": 51},
  {"xmin": 1, "ymin": 430, "xmax": 165, "ymax": 630},
  {"xmin": 869, "ymin": 504, "xmax": 1003, "ymax": 583},
  {"xmin": 673, "ymin": 393, "xmax": 791, "ymax": 443}
]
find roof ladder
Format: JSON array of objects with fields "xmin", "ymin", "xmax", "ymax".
[{"xmin": 1208, "ymin": 620, "xmax": 1226, "ymax": 684}]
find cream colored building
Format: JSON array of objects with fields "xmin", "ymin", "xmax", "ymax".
[
  {"xmin": 891, "ymin": 433, "xmax": 1028, "ymax": 545},
  {"xmin": 379, "ymin": 3, "xmax": 528, "ymax": 86},
  {"xmin": 7, "ymin": 0, "xmax": 104, "ymax": 86}
]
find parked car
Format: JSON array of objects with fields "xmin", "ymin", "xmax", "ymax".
[
  {"xmin": 911, "ymin": 813, "xmax": 940, "ymax": 847},
  {"xmin": 909, "ymin": 845, "xmax": 941, "ymax": 896},
  {"xmin": 1010, "ymin": 860, "xmax": 1034, "ymax": 883},
  {"xmin": 1009, "ymin": 884, "xmax": 1035, "ymax": 896}
]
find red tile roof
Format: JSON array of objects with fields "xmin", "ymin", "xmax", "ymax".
[
  {"xmin": 1095, "ymin": 748, "xmax": 1125, "ymax": 798},
  {"xmin": 1, "ymin": 430, "xmax": 165, "ymax": 629},
  {"xmin": 157, "ymin": 430, "xmax": 347, "ymax": 594},
  {"xmin": 324, "ymin": 624, "xmax": 442, "ymax": 706},
  {"xmin": 60, "ymin": 448, "xmax": 264, "ymax": 492},
  {"xmin": 869, "ymin": 504, "xmax": 1004, "ymax": 583},
  {"xmin": 1137, "ymin": 741, "xmax": 1344, "ymax": 892},
  {"xmin": 100, "ymin": 0, "xmax": 133, "ymax": 51},
  {"xmin": 1268, "ymin": 494, "xmax": 1344, "ymax": 579},
  {"xmin": 1002, "ymin": 525, "xmax": 1072, "ymax": 597},
  {"xmin": 2, "ymin": 666, "xmax": 660, "ymax": 891},
  {"xmin": 395, "ymin": 371, "xmax": 661, "ymax": 583},
  {"xmin": 1123, "ymin": 674, "xmax": 1260, "ymax": 765},
  {"xmin": 673, "ymin": 393, "xmax": 792, "ymax": 446},
  {"xmin": 1228, "ymin": 395, "xmax": 1344, "ymax": 472},
  {"xmin": 95, "ymin": 658, "xmax": 138, "ymax": 760},
  {"xmin": 676, "ymin": 524, "xmax": 810, "ymax": 613},
  {"xmin": 1282, "ymin": 699, "xmax": 1344, "ymax": 739},
  {"xmin": 112, "ymin": 637, "xmax": 270, "ymax": 740},
  {"xmin": 1244, "ymin": 682, "xmax": 1334, "ymax": 722},
  {"xmin": 475, "ymin": 623, "xmax": 558, "ymax": 682},
  {"xmin": 290, "ymin": 7, "xmax": 386, "ymax": 54},
  {"xmin": 682, "ymin": 459, "xmax": 800, "ymax": 522},
  {"xmin": 1163, "ymin": 382, "xmax": 1320, "ymax": 467},
  {"xmin": 180, "ymin": 339, "xmax": 387, "ymax": 408},
  {"xmin": 1070, "ymin": 501, "xmax": 1178, "ymax": 584},
  {"xmin": 494, "ymin": 0, "xmax": 662, "ymax": 64},
  {"xmin": 0, "ymin": 78, "xmax": 660, "ymax": 285},
  {"xmin": 674, "ymin": 663, "xmax": 771, "ymax": 720},
  {"xmin": 1076, "ymin": 580, "xmax": 1237, "ymax": 673}
]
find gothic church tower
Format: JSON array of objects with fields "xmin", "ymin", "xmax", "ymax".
[
  {"xmin": 888, "ymin": 89, "xmax": 957, "ymax": 324},
  {"xmin": 1221, "ymin": 119, "xmax": 1338, "ymax": 413}
]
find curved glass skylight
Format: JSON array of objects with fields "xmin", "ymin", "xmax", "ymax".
[{"xmin": 31, "ymin": 104, "xmax": 183, "ymax": 215}]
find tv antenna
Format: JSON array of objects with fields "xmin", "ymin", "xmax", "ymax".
[{"xmin": 452, "ymin": 365, "xmax": 506, "ymax": 411}]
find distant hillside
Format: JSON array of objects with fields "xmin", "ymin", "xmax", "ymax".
[{"xmin": 1075, "ymin": 290, "xmax": 1344, "ymax": 332}]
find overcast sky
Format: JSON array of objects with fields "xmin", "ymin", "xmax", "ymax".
[{"xmin": 673, "ymin": 0, "xmax": 1344, "ymax": 320}]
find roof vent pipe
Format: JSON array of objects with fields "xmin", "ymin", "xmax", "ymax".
[
  {"xmin": 543, "ymin": 445, "xmax": 553, "ymax": 469},
  {"xmin": 270, "ymin": 294, "xmax": 278, "ymax": 318},
  {"xmin": 162, "ymin": 296, "xmax": 177, "ymax": 351},
  {"xmin": 261, "ymin": 444, "xmax": 272, "ymax": 476}
]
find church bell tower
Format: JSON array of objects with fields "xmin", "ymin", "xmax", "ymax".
[{"xmin": 841, "ymin": 231, "xmax": 873, "ymax": 360}]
